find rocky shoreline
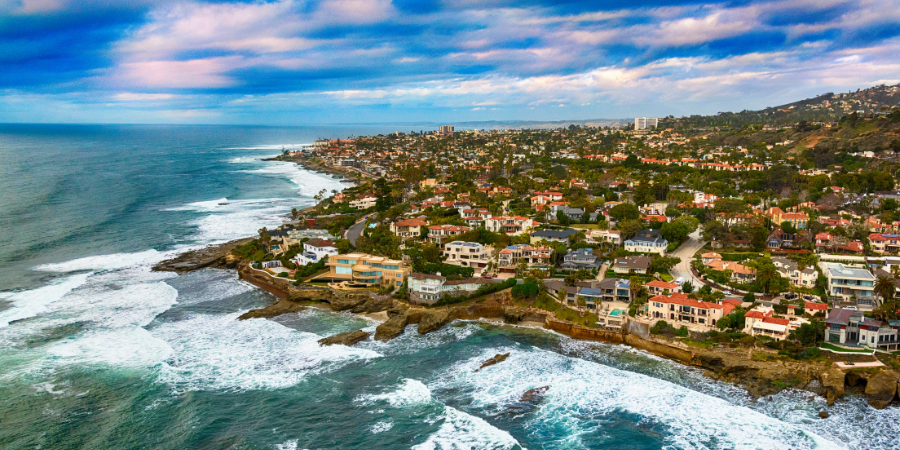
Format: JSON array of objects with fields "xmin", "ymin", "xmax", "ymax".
[{"xmin": 153, "ymin": 244, "xmax": 900, "ymax": 411}]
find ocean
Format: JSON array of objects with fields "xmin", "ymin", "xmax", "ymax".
[{"xmin": 0, "ymin": 124, "xmax": 896, "ymax": 450}]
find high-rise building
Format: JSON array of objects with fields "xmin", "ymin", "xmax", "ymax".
[
  {"xmin": 634, "ymin": 117, "xmax": 658, "ymax": 130},
  {"xmin": 439, "ymin": 125, "xmax": 454, "ymax": 133}
]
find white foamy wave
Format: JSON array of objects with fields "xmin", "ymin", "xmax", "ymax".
[
  {"xmin": 222, "ymin": 143, "xmax": 313, "ymax": 150},
  {"xmin": 228, "ymin": 156, "xmax": 258, "ymax": 164},
  {"xmin": 357, "ymin": 378, "xmax": 433, "ymax": 407},
  {"xmin": 371, "ymin": 421, "xmax": 393, "ymax": 434},
  {"xmin": 32, "ymin": 249, "xmax": 167, "ymax": 273},
  {"xmin": 0, "ymin": 273, "xmax": 91, "ymax": 327},
  {"xmin": 412, "ymin": 406, "xmax": 523, "ymax": 450},
  {"xmin": 154, "ymin": 312, "xmax": 382, "ymax": 391},
  {"xmin": 431, "ymin": 348, "xmax": 841, "ymax": 450},
  {"xmin": 274, "ymin": 439, "xmax": 298, "ymax": 450},
  {"xmin": 239, "ymin": 160, "xmax": 352, "ymax": 196}
]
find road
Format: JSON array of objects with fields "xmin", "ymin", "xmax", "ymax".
[
  {"xmin": 669, "ymin": 230, "xmax": 706, "ymax": 289},
  {"xmin": 345, "ymin": 217, "xmax": 369, "ymax": 245}
]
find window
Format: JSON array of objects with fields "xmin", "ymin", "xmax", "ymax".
[
  {"xmin": 337, "ymin": 259, "xmax": 352, "ymax": 265},
  {"xmin": 336, "ymin": 266, "xmax": 353, "ymax": 275}
]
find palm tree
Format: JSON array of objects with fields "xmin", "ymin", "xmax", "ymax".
[
  {"xmin": 874, "ymin": 276, "xmax": 896, "ymax": 307},
  {"xmin": 576, "ymin": 296, "xmax": 587, "ymax": 317},
  {"xmin": 756, "ymin": 265, "xmax": 780, "ymax": 296}
]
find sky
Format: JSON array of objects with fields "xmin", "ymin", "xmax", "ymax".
[{"xmin": 1, "ymin": 0, "xmax": 899, "ymax": 125}]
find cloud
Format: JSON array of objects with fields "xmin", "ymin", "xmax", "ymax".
[{"xmin": 113, "ymin": 92, "xmax": 176, "ymax": 101}]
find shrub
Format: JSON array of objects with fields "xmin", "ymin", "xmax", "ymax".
[{"xmin": 675, "ymin": 326, "xmax": 689, "ymax": 337}]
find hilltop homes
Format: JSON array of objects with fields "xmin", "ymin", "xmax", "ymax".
[
  {"xmin": 613, "ymin": 256, "xmax": 652, "ymax": 275},
  {"xmin": 772, "ymin": 257, "xmax": 817, "ymax": 287},
  {"xmin": 293, "ymin": 238, "xmax": 338, "ymax": 266},
  {"xmin": 485, "ymin": 216, "xmax": 540, "ymax": 235},
  {"xmin": 390, "ymin": 218, "xmax": 429, "ymax": 239},
  {"xmin": 407, "ymin": 273, "xmax": 496, "ymax": 305},
  {"xmin": 498, "ymin": 244, "xmax": 552, "ymax": 272}
]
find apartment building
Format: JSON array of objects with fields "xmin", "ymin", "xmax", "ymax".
[
  {"xmin": 443, "ymin": 241, "xmax": 492, "ymax": 274},
  {"xmin": 326, "ymin": 253, "xmax": 410, "ymax": 287},
  {"xmin": 820, "ymin": 262, "xmax": 876, "ymax": 307},
  {"xmin": 647, "ymin": 293, "xmax": 732, "ymax": 330},
  {"xmin": 634, "ymin": 117, "xmax": 659, "ymax": 130}
]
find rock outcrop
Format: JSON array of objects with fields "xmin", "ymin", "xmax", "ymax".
[
  {"xmin": 476, "ymin": 353, "xmax": 510, "ymax": 372},
  {"xmin": 418, "ymin": 310, "xmax": 452, "ymax": 334},
  {"xmin": 375, "ymin": 313, "xmax": 410, "ymax": 341},
  {"xmin": 520, "ymin": 386, "xmax": 549, "ymax": 402},
  {"xmin": 238, "ymin": 298, "xmax": 306, "ymax": 320},
  {"xmin": 350, "ymin": 297, "xmax": 394, "ymax": 314},
  {"xmin": 820, "ymin": 368, "xmax": 846, "ymax": 406},
  {"xmin": 503, "ymin": 307, "xmax": 526, "ymax": 324},
  {"xmin": 318, "ymin": 330, "xmax": 370, "ymax": 347},
  {"xmin": 864, "ymin": 370, "xmax": 899, "ymax": 409},
  {"xmin": 327, "ymin": 295, "xmax": 368, "ymax": 311},
  {"xmin": 153, "ymin": 238, "xmax": 253, "ymax": 272}
]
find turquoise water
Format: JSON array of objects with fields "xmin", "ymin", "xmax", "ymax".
[{"xmin": 0, "ymin": 125, "xmax": 897, "ymax": 449}]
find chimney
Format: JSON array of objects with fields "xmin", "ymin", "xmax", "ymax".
[{"xmin": 436, "ymin": 272, "xmax": 441, "ymax": 277}]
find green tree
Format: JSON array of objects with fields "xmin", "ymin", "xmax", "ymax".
[
  {"xmin": 874, "ymin": 276, "xmax": 896, "ymax": 307},
  {"xmin": 780, "ymin": 220, "xmax": 796, "ymax": 234},
  {"xmin": 789, "ymin": 321, "xmax": 825, "ymax": 346},
  {"xmin": 756, "ymin": 263, "xmax": 782, "ymax": 295},
  {"xmin": 556, "ymin": 210, "xmax": 571, "ymax": 225},
  {"xmin": 609, "ymin": 203, "xmax": 640, "ymax": 222}
]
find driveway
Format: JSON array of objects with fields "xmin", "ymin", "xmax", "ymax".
[
  {"xmin": 669, "ymin": 230, "xmax": 706, "ymax": 288},
  {"xmin": 595, "ymin": 262, "xmax": 608, "ymax": 281},
  {"xmin": 345, "ymin": 216, "xmax": 370, "ymax": 246}
]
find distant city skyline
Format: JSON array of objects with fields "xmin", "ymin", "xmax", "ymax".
[{"xmin": 1, "ymin": 0, "xmax": 898, "ymax": 125}]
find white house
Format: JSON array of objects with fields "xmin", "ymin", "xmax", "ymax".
[
  {"xmin": 624, "ymin": 230, "xmax": 668, "ymax": 255},
  {"xmin": 293, "ymin": 238, "xmax": 338, "ymax": 266}
]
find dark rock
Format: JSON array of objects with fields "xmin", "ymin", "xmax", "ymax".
[
  {"xmin": 864, "ymin": 370, "xmax": 899, "ymax": 409},
  {"xmin": 327, "ymin": 295, "xmax": 368, "ymax": 311},
  {"xmin": 386, "ymin": 304, "xmax": 408, "ymax": 318},
  {"xmin": 375, "ymin": 313, "xmax": 409, "ymax": 341},
  {"xmin": 820, "ymin": 368, "xmax": 846, "ymax": 406},
  {"xmin": 238, "ymin": 298, "xmax": 305, "ymax": 320},
  {"xmin": 503, "ymin": 307, "xmax": 526, "ymax": 324},
  {"xmin": 153, "ymin": 238, "xmax": 253, "ymax": 272},
  {"xmin": 318, "ymin": 330, "xmax": 370, "ymax": 347},
  {"xmin": 818, "ymin": 411, "xmax": 829, "ymax": 419},
  {"xmin": 351, "ymin": 297, "xmax": 394, "ymax": 314},
  {"xmin": 520, "ymin": 386, "xmax": 550, "ymax": 402},
  {"xmin": 476, "ymin": 353, "xmax": 510, "ymax": 372},
  {"xmin": 418, "ymin": 310, "xmax": 452, "ymax": 334}
]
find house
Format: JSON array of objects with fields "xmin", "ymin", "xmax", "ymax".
[
  {"xmin": 705, "ymin": 259, "xmax": 757, "ymax": 282},
  {"xmin": 427, "ymin": 225, "xmax": 471, "ymax": 243},
  {"xmin": 869, "ymin": 233, "xmax": 900, "ymax": 253},
  {"xmin": 390, "ymin": 218, "xmax": 429, "ymax": 239},
  {"xmin": 408, "ymin": 273, "xmax": 496, "ymax": 305},
  {"xmin": 586, "ymin": 229, "xmax": 622, "ymax": 246},
  {"xmin": 560, "ymin": 248, "xmax": 602, "ymax": 271},
  {"xmin": 771, "ymin": 257, "xmax": 817, "ymax": 287},
  {"xmin": 805, "ymin": 301, "xmax": 829, "ymax": 315},
  {"xmin": 743, "ymin": 308, "xmax": 789, "ymax": 341},
  {"xmin": 498, "ymin": 244, "xmax": 553, "ymax": 271},
  {"xmin": 701, "ymin": 252, "xmax": 722, "ymax": 265},
  {"xmin": 485, "ymin": 216, "xmax": 540, "ymax": 235},
  {"xmin": 613, "ymin": 256, "xmax": 652, "ymax": 275},
  {"xmin": 530, "ymin": 228, "xmax": 577, "ymax": 244},
  {"xmin": 552, "ymin": 205, "xmax": 585, "ymax": 222},
  {"xmin": 825, "ymin": 308, "xmax": 900, "ymax": 350},
  {"xmin": 350, "ymin": 196, "xmax": 377, "ymax": 209},
  {"xmin": 645, "ymin": 280, "xmax": 682, "ymax": 295},
  {"xmin": 292, "ymin": 238, "xmax": 338, "ymax": 266},
  {"xmin": 820, "ymin": 262, "xmax": 876, "ymax": 308},
  {"xmin": 443, "ymin": 241, "xmax": 492, "ymax": 274},
  {"xmin": 647, "ymin": 293, "xmax": 731, "ymax": 330},
  {"xmin": 544, "ymin": 278, "xmax": 632, "ymax": 308},
  {"xmin": 594, "ymin": 277, "xmax": 633, "ymax": 303},
  {"xmin": 767, "ymin": 227, "xmax": 796, "ymax": 249},
  {"xmin": 624, "ymin": 229, "xmax": 668, "ymax": 255},
  {"xmin": 326, "ymin": 253, "xmax": 410, "ymax": 287}
]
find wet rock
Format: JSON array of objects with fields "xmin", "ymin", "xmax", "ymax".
[
  {"xmin": 386, "ymin": 304, "xmax": 408, "ymax": 318},
  {"xmin": 153, "ymin": 238, "xmax": 253, "ymax": 272},
  {"xmin": 520, "ymin": 386, "xmax": 550, "ymax": 402},
  {"xmin": 351, "ymin": 297, "xmax": 394, "ymax": 314},
  {"xmin": 375, "ymin": 313, "xmax": 409, "ymax": 341},
  {"xmin": 318, "ymin": 330, "xmax": 370, "ymax": 347},
  {"xmin": 818, "ymin": 411, "xmax": 829, "ymax": 419},
  {"xmin": 864, "ymin": 370, "xmax": 899, "ymax": 410},
  {"xmin": 238, "ymin": 298, "xmax": 305, "ymax": 320},
  {"xmin": 418, "ymin": 310, "xmax": 451, "ymax": 334},
  {"xmin": 476, "ymin": 353, "xmax": 510, "ymax": 372},
  {"xmin": 820, "ymin": 368, "xmax": 846, "ymax": 406},
  {"xmin": 327, "ymin": 295, "xmax": 368, "ymax": 311},
  {"xmin": 503, "ymin": 307, "xmax": 526, "ymax": 324}
]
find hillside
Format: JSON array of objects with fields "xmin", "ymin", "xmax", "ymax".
[{"xmin": 663, "ymin": 83, "xmax": 900, "ymax": 129}]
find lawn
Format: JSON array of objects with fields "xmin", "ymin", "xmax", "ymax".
[
  {"xmin": 821, "ymin": 342, "xmax": 872, "ymax": 353},
  {"xmin": 660, "ymin": 273, "xmax": 674, "ymax": 282},
  {"xmin": 530, "ymin": 294, "xmax": 598, "ymax": 327}
]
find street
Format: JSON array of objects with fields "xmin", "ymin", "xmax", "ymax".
[
  {"xmin": 669, "ymin": 230, "xmax": 706, "ymax": 289},
  {"xmin": 345, "ymin": 216, "xmax": 369, "ymax": 245}
]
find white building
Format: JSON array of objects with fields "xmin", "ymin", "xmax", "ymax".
[
  {"xmin": 350, "ymin": 196, "xmax": 377, "ymax": 209},
  {"xmin": 820, "ymin": 262, "xmax": 876, "ymax": 308},
  {"xmin": 443, "ymin": 241, "xmax": 493, "ymax": 275},
  {"xmin": 635, "ymin": 117, "xmax": 659, "ymax": 130},
  {"xmin": 293, "ymin": 238, "xmax": 338, "ymax": 266}
]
